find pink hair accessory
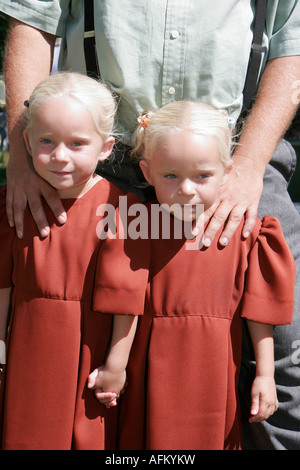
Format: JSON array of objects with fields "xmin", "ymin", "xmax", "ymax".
[{"xmin": 137, "ymin": 113, "xmax": 150, "ymax": 129}]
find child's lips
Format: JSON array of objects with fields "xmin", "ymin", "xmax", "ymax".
[
  {"xmin": 51, "ymin": 170, "xmax": 72, "ymax": 176},
  {"xmin": 180, "ymin": 203, "xmax": 199, "ymax": 209}
]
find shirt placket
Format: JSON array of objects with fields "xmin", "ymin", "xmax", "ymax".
[{"xmin": 161, "ymin": 0, "xmax": 190, "ymax": 106}]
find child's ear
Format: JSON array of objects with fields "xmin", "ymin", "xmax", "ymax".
[
  {"xmin": 139, "ymin": 159, "xmax": 152, "ymax": 185},
  {"xmin": 98, "ymin": 137, "xmax": 115, "ymax": 161},
  {"xmin": 23, "ymin": 129, "xmax": 33, "ymax": 155}
]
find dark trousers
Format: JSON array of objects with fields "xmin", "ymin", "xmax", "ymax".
[
  {"xmin": 96, "ymin": 141, "xmax": 155, "ymax": 202},
  {"xmin": 239, "ymin": 139, "xmax": 300, "ymax": 450}
]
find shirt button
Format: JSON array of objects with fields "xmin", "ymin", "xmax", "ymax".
[
  {"xmin": 168, "ymin": 87, "xmax": 176, "ymax": 95},
  {"xmin": 170, "ymin": 30, "xmax": 179, "ymax": 39}
]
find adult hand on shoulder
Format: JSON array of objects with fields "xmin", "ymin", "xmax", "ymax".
[
  {"xmin": 6, "ymin": 149, "xmax": 67, "ymax": 239},
  {"xmin": 4, "ymin": 19, "xmax": 64, "ymax": 239},
  {"xmin": 197, "ymin": 56, "xmax": 300, "ymax": 248},
  {"xmin": 194, "ymin": 157, "xmax": 264, "ymax": 247}
]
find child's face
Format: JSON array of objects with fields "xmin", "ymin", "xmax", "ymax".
[
  {"xmin": 23, "ymin": 96, "xmax": 114, "ymax": 198},
  {"xmin": 140, "ymin": 131, "xmax": 230, "ymax": 221}
]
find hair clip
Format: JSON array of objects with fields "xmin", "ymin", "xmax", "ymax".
[
  {"xmin": 24, "ymin": 100, "xmax": 30, "ymax": 108},
  {"xmin": 137, "ymin": 113, "xmax": 149, "ymax": 129}
]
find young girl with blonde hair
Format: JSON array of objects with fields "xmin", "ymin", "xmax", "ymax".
[
  {"xmin": 88, "ymin": 101, "xmax": 295, "ymax": 450},
  {"xmin": 0, "ymin": 72, "xmax": 126, "ymax": 449}
]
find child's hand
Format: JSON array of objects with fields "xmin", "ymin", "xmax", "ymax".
[
  {"xmin": 249, "ymin": 376, "xmax": 278, "ymax": 423},
  {"xmin": 87, "ymin": 365, "xmax": 127, "ymax": 408}
]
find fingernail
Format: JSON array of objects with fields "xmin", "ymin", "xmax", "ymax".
[
  {"xmin": 244, "ymin": 231, "xmax": 250, "ymax": 238},
  {"xmin": 40, "ymin": 227, "xmax": 50, "ymax": 238},
  {"xmin": 220, "ymin": 237, "xmax": 228, "ymax": 246},
  {"xmin": 203, "ymin": 237, "xmax": 211, "ymax": 247},
  {"xmin": 58, "ymin": 213, "xmax": 67, "ymax": 224},
  {"xmin": 17, "ymin": 230, "xmax": 23, "ymax": 239},
  {"xmin": 192, "ymin": 226, "xmax": 199, "ymax": 236}
]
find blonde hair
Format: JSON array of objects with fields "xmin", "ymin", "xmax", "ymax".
[
  {"xmin": 132, "ymin": 101, "xmax": 233, "ymax": 164},
  {"xmin": 24, "ymin": 72, "xmax": 117, "ymax": 139}
]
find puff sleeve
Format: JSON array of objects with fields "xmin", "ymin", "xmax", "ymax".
[
  {"xmin": 240, "ymin": 216, "xmax": 295, "ymax": 325},
  {"xmin": 0, "ymin": 187, "xmax": 15, "ymax": 288},
  {"xmin": 92, "ymin": 194, "xmax": 150, "ymax": 316}
]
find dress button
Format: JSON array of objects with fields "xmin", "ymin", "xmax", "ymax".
[
  {"xmin": 170, "ymin": 30, "xmax": 179, "ymax": 39},
  {"xmin": 168, "ymin": 87, "xmax": 176, "ymax": 95}
]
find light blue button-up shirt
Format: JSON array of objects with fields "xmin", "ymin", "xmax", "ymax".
[{"xmin": 1, "ymin": 0, "xmax": 300, "ymax": 144}]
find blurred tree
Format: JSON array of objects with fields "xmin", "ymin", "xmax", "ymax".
[{"xmin": 0, "ymin": 15, "xmax": 9, "ymax": 73}]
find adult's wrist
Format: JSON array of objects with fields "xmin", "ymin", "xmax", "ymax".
[{"xmin": 232, "ymin": 151, "xmax": 267, "ymax": 175}]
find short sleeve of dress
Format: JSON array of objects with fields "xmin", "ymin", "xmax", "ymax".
[
  {"xmin": 92, "ymin": 194, "xmax": 150, "ymax": 316},
  {"xmin": 0, "ymin": 187, "xmax": 15, "ymax": 288},
  {"xmin": 240, "ymin": 216, "xmax": 295, "ymax": 325}
]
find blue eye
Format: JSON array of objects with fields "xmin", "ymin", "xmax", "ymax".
[
  {"xmin": 73, "ymin": 141, "xmax": 83, "ymax": 147},
  {"xmin": 41, "ymin": 138, "xmax": 52, "ymax": 144},
  {"xmin": 165, "ymin": 174, "xmax": 178, "ymax": 179}
]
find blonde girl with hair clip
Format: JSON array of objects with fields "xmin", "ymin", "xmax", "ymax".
[
  {"xmin": 0, "ymin": 72, "xmax": 134, "ymax": 450},
  {"xmin": 87, "ymin": 100, "xmax": 295, "ymax": 450}
]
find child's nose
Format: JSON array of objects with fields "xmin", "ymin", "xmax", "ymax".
[
  {"xmin": 52, "ymin": 143, "xmax": 69, "ymax": 161},
  {"xmin": 179, "ymin": 178, "xmax": 195, "ymax": 195}
]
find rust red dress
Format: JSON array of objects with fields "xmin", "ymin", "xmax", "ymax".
[
  {"xmin": 93, "ymin": 201, "xmax": 295, "ymax": 450},
  {"xmin": 0, "ymin": 180, "xmax": 123, "ymax": 450}
]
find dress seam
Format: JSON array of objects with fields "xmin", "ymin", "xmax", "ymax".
[
  {"xmin": 152, "ymin": 313, "xmax": 231, "ymax": 320},
  {"xmin": 14, "ymin": 289, "xmax": 81, "ymax": 302}
]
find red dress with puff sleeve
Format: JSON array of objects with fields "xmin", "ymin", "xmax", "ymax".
[
  {"xmin": 93, "ymin": 201, "xmax": 295, "ymax": 450},
  {"xmin": 0, "ymin": 180, "xmax": 123, "ymax": 450}
]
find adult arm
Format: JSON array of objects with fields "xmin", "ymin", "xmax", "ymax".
[
  {"xmin": 4, "ymin": 19, "xmax": 66, "ymax": 238},
  {"xmin": 201, "ymin": 55, "xmax": 300, "ymax": 247}
]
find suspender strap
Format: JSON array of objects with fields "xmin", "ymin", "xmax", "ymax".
[
  {"xmin": 242, "ymin": 0, "xmax": 268, "ymax": 112},
  {"xmin": 84, "ymin": 0, "xmax": 100, "ymax": 78}
]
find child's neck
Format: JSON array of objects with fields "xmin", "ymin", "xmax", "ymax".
[{"xmin": 58, "ymin": 174, "xmax": 102, "ymax": 199}]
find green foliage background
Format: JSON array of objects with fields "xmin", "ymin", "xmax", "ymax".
[{"xmin": 0, "ymin": 15, "xmax": 9, "ymax": 73}]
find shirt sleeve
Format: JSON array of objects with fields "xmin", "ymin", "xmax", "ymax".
[
  {"xmin": 0, "ymin": 187, "xmax": 15, "ymax": 288},
  {"xmin": 240, "ymin": 216, "xmax": 295, "ymax": 325},
  {"xmin": 92, "ymin": 194, "xmax": 150, "ymax": 316},
  {"xmin": 268, "ymin": 0, "xmax": 300, "ymax": 59},
  {"xmin": 0, "ymin": 0, "xmax": 71, "ymax": 36}
]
